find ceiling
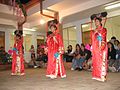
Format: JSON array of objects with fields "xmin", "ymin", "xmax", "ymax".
[
  {"xmin": 48, "ymin": 0, "xmax": 92, "ymax": 11},
  {"xmin": 63, "ymin": 1, "xmax": 120, "ymax": 24},
  {"xmin": 0, "ymin": 0, "xmax": 119, "ymax": 33},
  {"xmin": 27, "ymin": 0, "xmax": 93, "ymax": 23}
]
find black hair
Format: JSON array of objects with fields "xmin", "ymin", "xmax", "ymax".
[
  {"xmin": 68, "ymin": 45, "xmax": 72, "ymax": 48},
  {"xmin": 48, "ymin": 19, "xmax": 58, "ymax": 27},
  {"xmin": 75, "ymin": 44, "xmax": 80, "ymax": 51},
  {"xmin": 81, "ymin": 43, "xmax": 85, "ymax": 47},
  {"xmin": 14, "ymin": 30, "xmax": 23, "ymax": 39},
  {"xmin": 114, "ymin": 40, "xmax": 120, "ymax": 45},
  {"xmin": 95, "ymin": 17, "xmax": 102, "ymax": 26},
  {"xmin": 108, "ymin": 42, "xmax": 115, "ymax": 50},
  {"xmin": 95, "ymin": 17, "xmax": 102, "ymax": 22}
]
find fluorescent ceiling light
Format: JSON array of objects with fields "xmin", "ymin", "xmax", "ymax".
[
  {"xmin": 82, "ymin": 24, "xmax": 89, "ymax": 28},
  {"xmin": 23, "ymin": 28, "xmax": 36, "ymax": 31},
  {"xmin": 104, "ymin": 1, "xmax": 120, "ymax": 6},
  {"xmin": 105, "ymin": 3, "xmax": 120, "ymax": 10},
  {"xmin": 40, "ymin": 19, "xmax": 45, "ymax": 25},
  {"xmin": 74, "ymin": 27, "xmax": 76, "ymax": 29}
]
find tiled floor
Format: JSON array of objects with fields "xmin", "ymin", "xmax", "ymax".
[{"xmin": 0, "ymin": 64, "xmax": 120, "ymax": 90}]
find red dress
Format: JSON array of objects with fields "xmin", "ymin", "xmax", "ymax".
[
  {"xmin": 11, "ymin": 37, "xmax": 24, "ymax": 75},
  {"xmin": 46, "ymin": 32, "xmax": 66, "ymax": 79},
  {"xmin": 92, "ymin": 27, "xmax": 108, "ymax": 82}
]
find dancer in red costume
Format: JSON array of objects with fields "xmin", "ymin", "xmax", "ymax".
[
  {"xmin": 46, "ymin": 23, "xmax": 66, "ymax": 79},
  {"xmin": 91, "ymin": 12, "xmax": 108, "ymax": 82},
  {"xmin": 11, "ymin": 30, "xmax": 25, "ymax": 75}
]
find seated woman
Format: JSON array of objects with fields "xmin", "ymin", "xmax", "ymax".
[
  {"xmin": 29, "ymin": 45, "xmax": 37, "ymax": 68},
  {"xmin": 64, "ymin": 45, "xmax": 74, "ymax": 62},
  {"xmin": 114, "ymin": 42, "xmax": 120, "ymax": 72},
  {"xmin": 108, "ymin": 42, "xmax": 116, "ymax": 72},
  {"xmin": 71, "ymin": 44, "xmax": 83, "ymax": 71}
]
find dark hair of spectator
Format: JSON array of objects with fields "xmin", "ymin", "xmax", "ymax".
[
  {"xmin": 114, "ymin": 40, "xmax": 119, "ymax": 45},
  {"xmin": 111, "ymin": 36, "xmax": 116, "ymax": 40},
  {"xmin": 108, "ymin": 42, "xmax": 115, "ymax": 50},
  {"xmin": 67, "ymin": 45, "xmax": 72, "ymax": 48},
  {"xmin": 75, "ymin": 44, "xmax": 80, "ymax": 51},
  {"xmin": 81, "ymin": 43, "xmax": 85, "ymax": 47}
]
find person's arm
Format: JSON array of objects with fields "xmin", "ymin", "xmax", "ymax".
[
  {"xmin": 58, "ymin": 34, "xmax": 64, "ymax": 54},
  {"xmin": 101, "ymin": 17, "xmax": 107, "ymax": 28},
  {"xmin": 18, "ymin": 16, "xmax": 27, "ymax": 30}
]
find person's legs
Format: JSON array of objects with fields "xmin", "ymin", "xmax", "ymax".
[
  {"xmin": 31, "ymin": 54, "xmax": 37, "ymax": 68},
  {"xmin": 109, "ymin": 59, "xmax": 115, "ymax": 67},
  {"xmin": 77, "ymin": 58, "xmax": 85, "ymax": 69},
  {"xmin": 113, "ymin": 60, "xmax": 119, "ymax": 70},
  {"xmin": 118, "ymin": 59, "xmax": 120, "ymax": 72},
  {"xmin": 71, "ymin": 58, "xmax": 77, "ymax": 70}
]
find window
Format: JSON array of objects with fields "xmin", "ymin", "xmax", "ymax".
[
  {"xmin": 63, "ymin": 26, "xmax": 77, "ymax": 50},
  {"xmin": 81, "ymin": 23, "xmax": 91, "ymax": 45}
]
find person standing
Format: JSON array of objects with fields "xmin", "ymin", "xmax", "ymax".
[
  {"xmin": 29, "ymin": 45, "xmax": 37, "ymax": 68},
  {"xmin": 91, "ymin": 12, "xmax": 108, "ymax": 82},
  {"xmin": 11, "ymin": 30, "xmax": 24, "ymax": 75},
  {"xmin": 46, "ymin": 24, "xmax": 66, "ymax": 79}
]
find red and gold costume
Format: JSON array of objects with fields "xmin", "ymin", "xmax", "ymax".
[
  {"xmin": 11, "ymin": 32, "xmax": 24, "ymax": 75},
  {"xmin": 46, "ymin": 32, "xmax": 66, "ymax": 79},
  {"xmin": 92, "ymin": 26, "xmax": 108, "ymax": 82}
]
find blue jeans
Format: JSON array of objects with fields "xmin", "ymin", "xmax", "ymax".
[
  {"xmin": 78, "ymin": 58, "xmax": 85, "ymax": 69},
  {"xmin": 72, "ymin": 58, "xmax": 85, "ymax": 69}
]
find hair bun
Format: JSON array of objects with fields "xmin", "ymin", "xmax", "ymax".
[
  {"xmin": 90, "ymin": 12, "xmax": 107, "ymax": 20},
  {"xmin": 101, "ymin": 12, "xmax": 107, "ymax": 17}
]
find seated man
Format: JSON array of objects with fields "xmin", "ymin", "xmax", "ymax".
[
  {"xmin": 64, "ymin": 45, "xmax": 74, "ymax": 62},
  {"xmin": 80, "ymin": 44, "xmax": 92, "ymax": 71},
  {"xmin": 0, "ymin": 46, "xmax": 9, "ymax": 64}
]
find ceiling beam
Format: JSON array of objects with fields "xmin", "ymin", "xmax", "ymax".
[{"xmin": 25, "ymin": 0, "xmax": 42, "ymax": 10}]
